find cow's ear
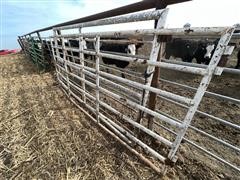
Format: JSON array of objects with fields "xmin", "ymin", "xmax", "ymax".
[{"xmin": 136, "ymin": 43, "xmax": 143, "ymax": 49}]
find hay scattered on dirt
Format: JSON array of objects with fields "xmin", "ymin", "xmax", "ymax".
[
  {"xmin": 0, "ymin": 54, "xmax": 162, "ymax": 179},
  {"xmin": 0, "ymin": 53, "xmax": 239, "ymax": 179}
]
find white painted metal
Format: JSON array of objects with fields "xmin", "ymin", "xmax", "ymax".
[
  {"xmin": 136, "ymin": 9, "xmax": 168, "ymax": 125},
  {"xmin": 49, "ymin": 8, "xmax": 239, "ymax": 173},
  {"xmin": 53, "ymin": 27, "xmax": 228, "ymax": 38},
  {"xmin": 168, "ymin": 27, "xmax": 235, "ymax": 161},
  {"xmin": 63, "ymin": 60, "xmax": 193, "ymax": 106},
  {"xmin": 79, "ymin": 35, "xmax": 86, "ymax": 102},
  {"xmin": 61, "ymin": 36, "xmax": 70, "ymax": 95},
  {"xmin": 95, "ymin": 36, "xmax": 100, "ymax": 123},
  {"xmin": 52, "ymin": 45, "xmax": 221, "ymax": 76},
  {"xmin": 162, "ymin": 59, "xmax": 240, "ymax": 75},
  {"xmin": 55, "ymin": 9, "xmax": 167, "ymax": 30}
]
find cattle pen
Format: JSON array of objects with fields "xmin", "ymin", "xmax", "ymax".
[{"xmin": 8, "ymin": 0, "xmax": 240, "ymax": 178}]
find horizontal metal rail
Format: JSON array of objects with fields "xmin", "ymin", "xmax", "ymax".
[
  {"xmin": 53, "ymin": 27, "xmax": 229, "ymax": 38},
  {"xmin": 158, "ymin": 95, "xmax": 240, "ymax": 130},
  {"xmin": 56, "ymin": 61, "xmax": 183, "ymax": 128},
  {"xmin": 163, "ymin": 59, "xmax": 240, "ymax": 75},
  {"xmin": 85, "ymin": 38, "xmax": 152, "ymax": 44},
  {"xmin": 154, "ymin": 121, "xmax": 240, "ymax": 172},
  {"xmin": 57, "ymin": 68, "xmax": 169, "ymax": 162},
  {"xmin": 52, "ymin": 45, "xmax": 223, "ymax": 76},
  {"xmin": 160, "ymin": 78, "xmax": 240, "ymax": 104},
  {"xmin": 156, "ymin": 110, "xmax": 240, "ymax": 153},
  {"xmin": 172, "ymin": 33, "xmax": 240, "ymax": 44},
  {"xmin": 56, "ymin": 60, "xmax": 181, "ymax": 128},
  {"xmin": 55, "ymin": 9, "xmax": 166, "ymax": 30},
  {"xmin": 60, "ymin": 58, "xmax": 193, "ymax": 106}
]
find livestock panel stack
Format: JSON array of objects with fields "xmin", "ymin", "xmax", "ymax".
[{"xmin": 18, "ymin": 34, "xmax": 52, "ymax": 71}]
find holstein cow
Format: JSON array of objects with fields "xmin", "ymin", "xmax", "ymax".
[
  {"xmin": 165, "ymin": 38, "xmax": 215, "ymax": 64},
  {"xmin": 165, "ymin": 39, "xmax": 196, "ymax": 62},
  {"xmin": 194, "ymin": 42, "xmax": 215, "ymax": 65},
  {"xmin": 199, "ymin": 39, "xmax": 238, "ymax": 68},
  {"xmin": 100, "ymin": 42, "xmax": 139, "ymax": 78},
  {"xmin": 68, "ymin": 38, "xmax": 143, "ymax": 78}
]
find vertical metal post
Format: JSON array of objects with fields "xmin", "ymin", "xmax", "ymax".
[
  {"xmin": 66, "ymin": 38, "xmax": 74, "ymax": 63},
  {"xmin": 168, "ymin": 28, "xmax": 235, "ymax": 161},
  {"xmin": 24, "ymin": 35, "xmax": 30, "ymax": 57},
  {"xmin": 95, "ymin": 36, "xmax": 100, "ymax": 123},
  {"xmin": 45, "ymin": 37, "xmax": 53, "ymax": 61},
  {"xmin": 37, "ymin": 31, "xmax": 45, "ymax": 69},
  {"xmin": 17, "ymin": 36, "xmax": 24, "ymax": 51},
  {"xmin": 50, "ymin": 38, "xmax": 56, "ymax": 66},
  {"xmin": 79, "ymin": 27, "xmax": 86, "ymax": 103},
  {"xmin": 62, "ymin": 36, "xmax": 70, "ymax": 96},
  {"xmin": 17, "ymin": 39, "xmax": 23, "ymax": 49},
  {"xmin": 52, "ymin": 30, "xmax": 62, "ymax": 86},
  {"xmin": 29, "ymin": 34, "xmax": 38, "ymax": 68},
  {"xmin": 136, "ymin": 9, "xmax": 168, "ymax": 124},
  {"xmin": 36, "ymin": 31, "xmax": 43, "ymax": 43}
]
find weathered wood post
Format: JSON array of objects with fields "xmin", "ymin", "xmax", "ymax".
[
  {"xmin": 146, "ymin": 1, "xmax": 171, "ymax": 130},
  {"xmin": 136, "ymin": 7, "xmax": 168, "ymax": 128},
  {"xmin": 147, "ymin": 38, "xmax": 165, "ymax": 130}
]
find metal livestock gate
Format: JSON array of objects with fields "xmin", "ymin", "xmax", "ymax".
[
  {"xmin": 18, "ymin": 1, "xmax": 240, "ymax": 176},
  {"xmin": 19, "ymin": 34, "xmax": 52, "ymax": 71}
]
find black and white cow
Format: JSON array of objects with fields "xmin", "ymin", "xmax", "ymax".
[
  {"xmin": 194, "ymin": 42, "xmax": 215, "ymax": 65},
  {"xmin": 100, "ymin": 42, "xmax": 137, "ymax": 77},
  {"xmin": 165, "ymin": 38, "xmax": 215, "ymax": 64},
  {"xmin": 67, "ymin": 38, "xmax": 142, "ymax": 78},
  {"xmin": 165, "ymin": 39, "xmax": 196, "ymax": 62}
]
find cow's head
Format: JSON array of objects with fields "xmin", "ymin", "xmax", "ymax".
[
  {"xmin": 127, "ymin": 44, "xmax": 136, "ymax": 55},
  {"xmin": 81, "ymin": 40, "xmax": 87, "ymax": 49},
  {"xmin": 127, "ymin": 38, "xmax": 144, "ymax": 55},
  {"xmin": 204, "ymin": 43, "xmax": 215, "ymax": 59}
]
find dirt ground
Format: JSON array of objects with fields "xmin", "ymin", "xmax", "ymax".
[{"xmin": 0, "ymin": 53, "xmax": 239, "ymax": 179}]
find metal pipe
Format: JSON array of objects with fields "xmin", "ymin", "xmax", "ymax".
[
  {"xmin": 158, "ymin": 95, "xmax": 240, "ymax": 130},
  {"xmin": 86, "ymin": 38, "xmax": 152, "ymax": 44},
  {"xmin": 55, "ymin": 9, "xmax": 167, "ymax": 30},
  {"xmin": 154, "ymin": 121, "xmax": 240, "ymax": 173},
  {"xmin": 99, "ymin": 94, "xmax": 173, "ymax": 147},
  {"xmin": 99, "ymin": 113, "xmax": 166, "ymax": 162},
  {"xmin": 53, "ymin": 27, "xmax": 229, "ymax": 38},
  {"xmin": 59, "ymin": 66, "xmax": 168, "ymax": 162},
  {"xmin": 22, "ymin": 0, "xmax": 191, "ymax": 35},
  {"xmin": 60, "ymin": 58, "xmax": 193, "ymax": 106},
  {"xmin": 160, "ymin": 78, "xmax": 240, "ymax": 104},
  {"xmin": 56, "ymin": 62, "xmax": 182, "ymax": 128},
  {"xmin": 156, "ymin": 110, "xmax": 240, "ymax": 153},
  {"xmin": 52, "ymin": 45, "xmax": 221, "ymax": 76},
  {"xmin": 163, "ymin": 59, "xmax": 240, "ymax": 75}
]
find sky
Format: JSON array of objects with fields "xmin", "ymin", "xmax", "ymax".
[{"xmin": 0, "ymin": 0, "xmax": 239, "ymax": 49}]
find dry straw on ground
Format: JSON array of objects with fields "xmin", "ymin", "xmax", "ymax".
[{"xmin": 0, "ymin": 53, "xmax": 239, "ymax": 179}]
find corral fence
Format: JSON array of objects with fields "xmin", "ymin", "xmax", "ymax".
[
  {"xmin": 19, "ymin": 33, "xmax": 52, "ymax": 70},
  {"xmin": 18, "ymin": 0, "xmax": 240, "ymax": 175}
]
